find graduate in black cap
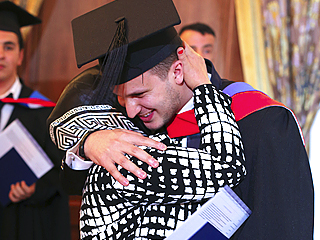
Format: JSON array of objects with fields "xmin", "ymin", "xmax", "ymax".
[
  {"xmin": 46, "ymin": 0, "xmax": 249, "ymax": 239},
  {"xmin": 0, "ymin": 2, "xmax": 71, "ymax": 240},
  {"xmin": 47, "ymin": 0, "xmax": 313, "ymax": 239}
]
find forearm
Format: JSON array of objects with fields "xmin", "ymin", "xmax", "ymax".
[
  {"xmin": 111, "ymin": 142, "xmax": 245, "ymax": 205},
  {"xmin": 193, "ymin": 84, "xmax": 246, "ymax": 187}
]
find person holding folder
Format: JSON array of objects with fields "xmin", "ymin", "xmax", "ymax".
[{"xmin": 0, "ymin": 2, "xmax": 70, "ymax": 240}]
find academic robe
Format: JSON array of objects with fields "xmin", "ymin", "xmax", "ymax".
[
  {"xmin": 221, "ymin": 80, "xmax": 314, "ymax": 240},
  {"xmin": 0, "ymin": 82, "xmax": 71, "ymax": 240}
]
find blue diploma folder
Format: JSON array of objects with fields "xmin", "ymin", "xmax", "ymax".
[{"xmin": 0, "ymin": 148, "xmax": 38, "ymax": 206}]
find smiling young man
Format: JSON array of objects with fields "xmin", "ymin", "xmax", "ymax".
[
  {"xmin": 114, "ymin": 55, "xmax": 191, "ymax": 132},
  {"xmin": 0, "ymin": 2, "xmax": 70, "ymax": 240}
]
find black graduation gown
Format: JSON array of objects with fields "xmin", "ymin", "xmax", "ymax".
[
  {"xmin": 0, "ymin": 83, "xmax": 71, "ymax": 240},
  {"xmin": 48, "ymin": 66, "xmax": 101, "ymax": 195},
  {"xmin": 220, "ymin": 80, "xmax": 314, "ymax": 240}
]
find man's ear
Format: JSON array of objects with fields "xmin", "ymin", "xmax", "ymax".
[{"xmin": 172, "ymin": 60, "xmax": 183, "ymax": 85}]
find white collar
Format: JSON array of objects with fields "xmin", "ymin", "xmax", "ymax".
[
  {"xmin": 178, "ymin": 96, "xmax": 194, "ymax": 114},
  {"xmin": 0, "ymin": 77, "xmax": 21, "ymax": 99}
]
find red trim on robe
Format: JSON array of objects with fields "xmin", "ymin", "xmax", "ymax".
[
  {"xmin": 231, "ymin": 91, "xmax": 285, "ymax": 121},
  {"xmin": 232, "ymin": 90, "xmax": 305, "ymax": 145},
  {"xmin": 0, "ymin": 98, "xmax": 56, "ymax": 107},
  {"xmin": 166, "ymin": 109, "xmax": 199, "ymax": 138},
  {"xmin": 166, "ymin": 90, "xmax": 286, "ymax": 139}
]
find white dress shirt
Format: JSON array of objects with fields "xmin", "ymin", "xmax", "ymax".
[{"xmin": 0, "ymin": 77, "xmax": 21, "ymax": 131}]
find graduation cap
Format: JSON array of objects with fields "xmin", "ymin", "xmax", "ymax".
[
  {"xmin": 0, "ymin": 1, "xmax": 41, "ymax": 48},
  {"xmin": 72, "ymin": 0, "xmax": 182, "ymax": 99}
]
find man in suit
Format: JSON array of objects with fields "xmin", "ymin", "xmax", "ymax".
[{"xmin": 0, "ymin": 2, "xmax": 70, "ymax": 240}]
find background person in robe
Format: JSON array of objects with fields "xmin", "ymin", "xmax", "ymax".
[
  {"xmin": 0, "ymin": 2, "xmax": 70, "ymax": 240},
  {"xmin": 179, "ymin": 22, "xmax": 216, "ymax": 63}
]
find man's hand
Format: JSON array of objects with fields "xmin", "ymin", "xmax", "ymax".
[
  {"xmin": 177, "ymin": 41, "xmax": 211, "ymax": 90},
  {"xmin": 84, "ymin": 129, "xmax": 167, "ymax": 186},
  {"xmin": 9, "ymin": 181, "xmax": 36, "ymax": 203}
]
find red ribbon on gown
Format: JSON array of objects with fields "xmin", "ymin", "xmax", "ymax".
[
  {"xmin": 166, "ymin": 109, "xmax": 199, "ymax": 138},
  {"xmin": 166, "ymin": 90, "xmax": 285, "ymax": 139}
]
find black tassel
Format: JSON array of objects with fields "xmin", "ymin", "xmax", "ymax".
[{"xmin": 90, "ymin": 18, "xmax": 128, "ymax": 105}]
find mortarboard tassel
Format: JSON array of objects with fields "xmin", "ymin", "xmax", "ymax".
[{"xmin": 90, "ymin": 17, "xmax": 128, "ymax": 105}]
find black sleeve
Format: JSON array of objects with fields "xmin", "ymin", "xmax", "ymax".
[
  {"xmin": 47, "ymin": 66, "xmax": 147, "ymax": 195},
  {"xmin": 60, "ymin": 159, "xmax": 88, "ymax": 195}
]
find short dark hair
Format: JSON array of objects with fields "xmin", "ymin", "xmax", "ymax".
[
  {"xmin": 149, "ymin": 51, "xmax": 178, "ymax": 80},
  {"xmin": 179, "ymin": 23, "xmax": 215, "ymax": 37}
]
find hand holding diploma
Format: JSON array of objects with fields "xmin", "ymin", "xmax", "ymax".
[{"xmin": 9, "ymin": 181, "xmax": 36, "ymax": 203}]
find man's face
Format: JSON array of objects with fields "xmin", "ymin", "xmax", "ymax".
[
  {"xmin": 114, "ymin": 68, "xmax": 183, "ymax": 131},
  {"xmin": 180, "ymin": 30, "xmax": 215, "ymax": 63},
  {"xmin": 0, "ymin": 30, "xmax": 23, "ymax": 84}
]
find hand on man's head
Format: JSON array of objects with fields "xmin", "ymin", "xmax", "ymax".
[{"xmin": 177, "ymin": 42, "xmax": 211, "ymax": 90}]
